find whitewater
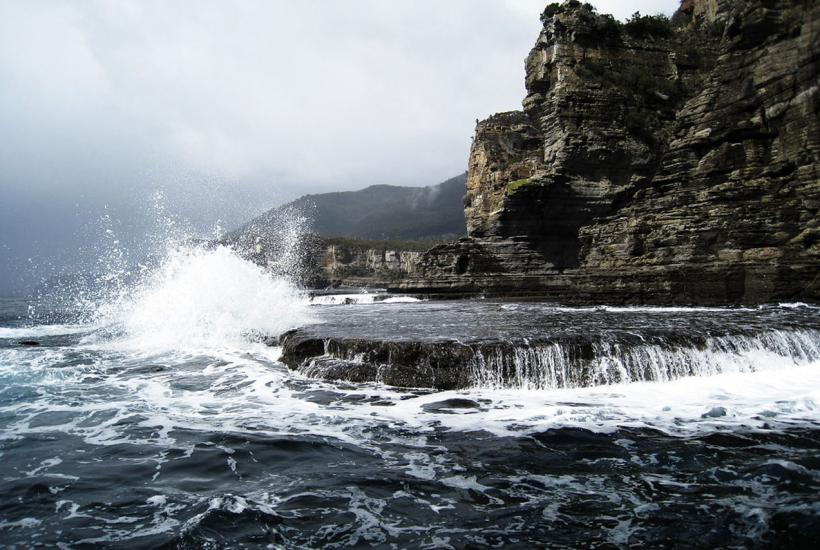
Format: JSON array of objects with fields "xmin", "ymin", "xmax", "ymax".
[{"xmin": 1, "ymin": 243, "xmax": 819, "ymax": 547}]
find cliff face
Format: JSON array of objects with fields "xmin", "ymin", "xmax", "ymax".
[
  {"xmin": 403, "ymin": 0, "xmax": 819, "ymax": 304},
  {"xmin": 221, "ymin": 174, "xmax": 465, "ymax": 288},
  {"xmin": 234, "ymin": 234, "xmax": 426, "ymax": 289},
  {"xmin": 319, "ymin": 241, "xmax": 422, "ymax": 287}
]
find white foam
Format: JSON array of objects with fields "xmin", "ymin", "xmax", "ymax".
[
  {"xmin": 146, "ymin": 495, "xmax": 167, "ymax": 507},
  {"xmin": 597, "ymin": 305, "xmax": 753, "ymax": 313},
  {"xmin": 777, "ymin": 302, "xmax": 815, "ymax": 309},
  {"xmin": 381, "ymin": 296, "xmax": 421, "ymax": 304},
  {"xmin": 0, "ymin": 518, "xmax": 42, "ymax": 529},
  {"xmin": 310, "ymin": 293, "xmax": 378, "ymax": 305},
  {"xmin": 382, "ymin": 361, "xmax": 820, "ymax": 437},
  {"xmin": 309, "ymin": 294, "xmax": 421, "ymax": 306},
  {"xmin": 85, "ymin": 245, "xmax": 314, "ymax": 352},
  {"xmin": 556, "ymin": 305, "xmax": 755, "ymax": 313},
  {"xmin": 0, "ymin": 324, "xmax": 94, "ymax": 339},
  {"xmin": 2, "ymin": 334, "xmax": 819, "ymax": 499}
]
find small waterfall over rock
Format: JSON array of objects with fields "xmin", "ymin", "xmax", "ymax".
[
  {"xmin": 468, "ymin": 329, "xmax": 820, "ymax": 390},
  {"xmin": 280, "ymin": 304, "xmax": 820, "ymax": 391}
]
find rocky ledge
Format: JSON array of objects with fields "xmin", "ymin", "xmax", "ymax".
[
  {"xmin": 398, "ymin": 0, "xmax": 819, "ymax": 305},
  {"xmin": 277, "ymin": 303, "xmax": 820, "ymax": 390}
]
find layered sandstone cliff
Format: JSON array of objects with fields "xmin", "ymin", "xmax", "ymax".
[
  {"xmin": 317, "ymin": 239, "xmax": 423, "ymax": 287},
  {"xmin": 401, "ymin": 0, "xmax": 819, "ymax": 304},
  {"xmin": 234, "ymin": 234, "xmax": 426, "ymax": 288}
]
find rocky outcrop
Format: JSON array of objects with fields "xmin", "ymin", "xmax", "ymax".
[
  {"xmin": 401, "ymin": 0, "xmax": 819, "ymax": 304},
  {"xmin": 278, "ymin": 306, "xmax": 820, "ymax": 390},
  {"xmin": 317, "ymin": 239, "xmax": 423, "ymax": 287},
  {"xmin": 232, "ymin": 233, "xmax": 430, "ymax": 288}
]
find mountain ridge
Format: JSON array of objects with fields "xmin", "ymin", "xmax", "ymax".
[{"xmin": 226, "ymin": 173, "xmax": 467, "ymax": 243}]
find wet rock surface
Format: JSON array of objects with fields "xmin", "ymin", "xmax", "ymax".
[{"xmin": 279, "ymin": 302, "xmax": 820, "ymax": 389}]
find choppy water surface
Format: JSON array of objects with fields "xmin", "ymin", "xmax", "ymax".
[{"xmin": 1, "ymin": 248, "xmax": 820, "ymax": 548}]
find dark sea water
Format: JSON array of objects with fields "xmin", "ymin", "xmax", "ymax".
[{"xmin": 1, "ymin": 247, "xmax": 820, "ymax": 549}]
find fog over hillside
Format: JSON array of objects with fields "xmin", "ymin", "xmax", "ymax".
[{"xmin": 227, "ymin": 174, "xmax": 467, "ymax": 244}]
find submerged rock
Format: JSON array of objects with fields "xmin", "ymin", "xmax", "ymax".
[{"xmin": 702, "ymin": 406, "xmax": 728, "ymax": 418}]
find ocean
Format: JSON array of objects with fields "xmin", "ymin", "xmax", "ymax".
[{"xmin": 1, "ymin": 245, "xmax": 819, "ymax": 548}]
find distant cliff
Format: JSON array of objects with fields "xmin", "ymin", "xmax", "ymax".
[
  {"xmin": 223, "ymin": 175, "xmax": 465, "ymax": 287},
  {"xmin": 308, "ymin": 237, "xmax": 430, "ymax": 288},
  {"xmin": 402, "ymin": 0, "xmax": 819, "ymax": 304},
  {"xmin": 225, "ymin": 234, "xmax": 433, "ymax": 289}
]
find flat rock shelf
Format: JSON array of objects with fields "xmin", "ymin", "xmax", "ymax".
[{"xmin": 277, "ymin": 302, "xmax": 820, "ymax": 390}]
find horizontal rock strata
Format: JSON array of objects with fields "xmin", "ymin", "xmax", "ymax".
[
  {"xmin": 399, "ymin": 0, "xmax": 819, "ymax": 305},
  {"xmin": 278, "ymin": 324, "xmax": 820, "ymax": 390}
]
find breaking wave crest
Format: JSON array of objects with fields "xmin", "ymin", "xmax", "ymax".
[
  {"xmin": 19, "ymin": 196, "xmax": 315, "ymax": 352},
  {"xmin": 85, "ymin": 244, "xmax": 313, "ymax": 351}
]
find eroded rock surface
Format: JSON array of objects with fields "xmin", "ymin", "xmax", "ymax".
[
  {"xmin": 278, "ymin": 302, "xmax": 820, "ymax": 389},
  {"xmin": 401, "ymin": 0, "xmax": 819, "ymax": 305}
]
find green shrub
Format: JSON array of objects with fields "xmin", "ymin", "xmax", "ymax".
[
  {"xmin": 576, "ymin": 59, "xmax": 680, "ymax": 101},
  {"xmin": 506, "ymin": 178, "xmax": 531, "ymax": 195},
  {"xmin": 333, "ymin": 265, "xmax": 372, "ymax": 278},
  {"xmin": 322, "ymin": 236, "xmax": 445, "ymax": 252},
  {"xmin": 541, "ymin": 1, "xmax": 596, "ymax": 23},
  {"xmin": 624, "ymin": 12, "xmax": 673, "ymax": 38},
  {"xmin": 596, "ymin": 13, "xmax": 622, "ymax": 35},
  {"xmin": 541, "ymin": 3, "xmax": 562, "ymax": 22}
]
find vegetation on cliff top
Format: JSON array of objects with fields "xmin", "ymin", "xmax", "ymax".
[
  {"xmin": 541, "ymin": 1, "xmax": 595, "ymax": 22},
  {"xmin": 541, "ymin": 2, "xmax": 674, "ymax": 40},
  {"xmin": 624, "ymin": 13, "xmax": 674, "ymax": 38}
]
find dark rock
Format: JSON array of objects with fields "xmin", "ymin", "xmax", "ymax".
[
  {"xmin": 277, "ymin": 308, "xmax": 820, "ymax": 389},
  {"xmin": 279, "ymin": 331, "xmax": 476, "ymax": 390},
  {"xmin": 702, "ymin": 406, "xmax": 729, "ymax": 418},
  {"xmin": 422, "ymin": 399, "xmax": 482, "ymax": 413},
  {"xmin": 399, "ymin": 0, "xmax": 819, "ymax": 306}
]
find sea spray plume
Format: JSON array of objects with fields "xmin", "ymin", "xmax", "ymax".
[
  {"xmin": 29, "ymin": 193, "xmax": 188, "ymax": 327},
  {"xmin": 221, "ymin": 202, "xmax": 316, "ymax": 284},
  {"xmin": 85, "ymin": 192, "xmax": 314, "ymax": 350},
  {"xmin": 103, "ymin": 244, "xmax": 312, "ymax": 350},
  {"xmin": 27, "ymin": 190, "xmax": 314, "ymax": 349},
  {"xmin": 27, "ymin": 208, "xmax": 137, "ymax": 326}
]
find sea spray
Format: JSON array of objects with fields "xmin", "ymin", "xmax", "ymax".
[
  {"xmin": 222, "ymin": 202, "xmax": 313, "ymax": 281},
  {"xmin": 25, "ymin": 191, "xmax": 315, "ymax": 351},
  {"xmin": 99, "ymin": 244, "xmax": 313, "ymax": 351}
]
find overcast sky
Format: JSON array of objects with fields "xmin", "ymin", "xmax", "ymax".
[{"xmin": 0, "ymin": 0, "xmax": 679, "ymax": 294}]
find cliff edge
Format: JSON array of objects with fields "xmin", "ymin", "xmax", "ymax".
[{"xmin": 401, "ymin": 0, "xmax": 819, "ymax": 304}]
